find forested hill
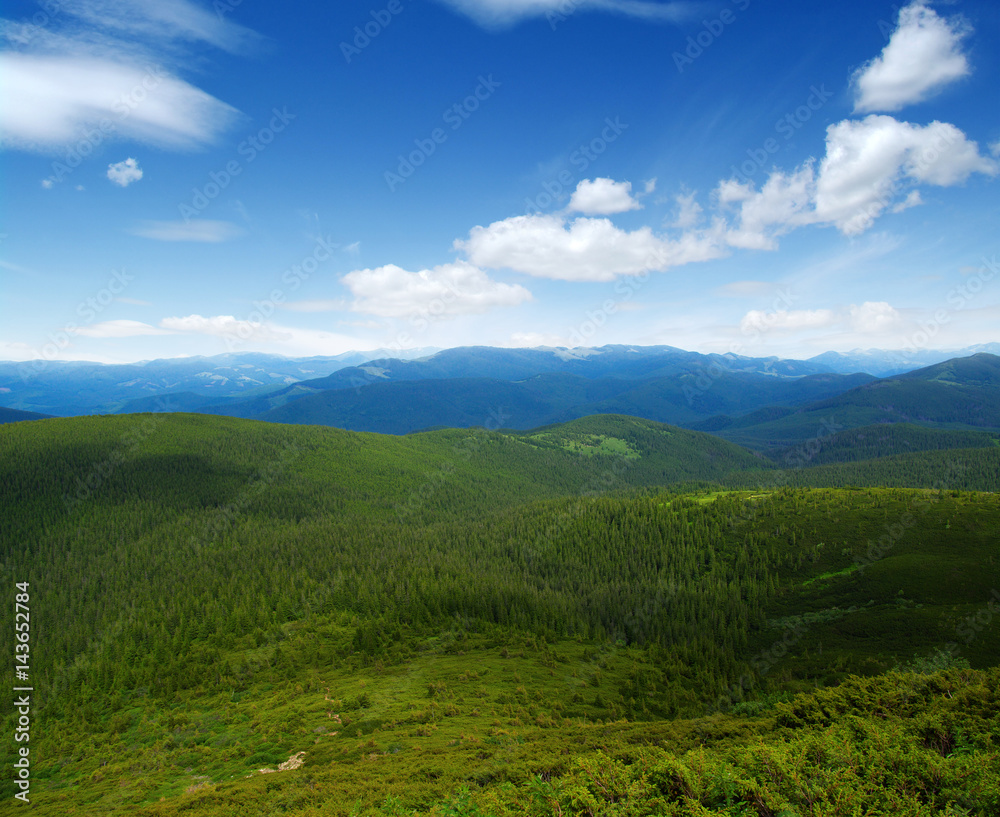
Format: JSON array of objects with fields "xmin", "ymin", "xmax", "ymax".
[
  {"xmin": 2, "ymin": 411, "xmax": 999, "ymax": 814},
  {"xmin": 0, "ymin": 412, "xmax": 763, "ymax": 532}
]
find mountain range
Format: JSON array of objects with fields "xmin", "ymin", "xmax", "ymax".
[{"xmin": 3, "ymin": 345, "xmax": 1000, "ymax": 451}]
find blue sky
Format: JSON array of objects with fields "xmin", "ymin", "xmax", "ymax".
[{"xmin": 1, "ymin": 0, "xmax": 998, "ymax": 364}]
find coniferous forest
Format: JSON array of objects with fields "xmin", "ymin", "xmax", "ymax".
[{"xmin": 2, "ymin": 412, "xmax": 999, "ymax": 815}]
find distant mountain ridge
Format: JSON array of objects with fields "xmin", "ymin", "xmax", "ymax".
[
  {"xmin": 1, "ymin": 343, "xmax": 996, "ymax": 425},
  {"xmin": 705, "ymin": 353, "xmax": 1000, "ymax": 448}
]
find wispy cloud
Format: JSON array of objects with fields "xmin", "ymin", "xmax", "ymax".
[
  {"xmin": 433, "ymin": 0, "xmax": 702, "ymax": 29},
  {"xmin": 130, "ymin": 220, "xmax": 243, "ymax": 242},
  {"xmin": 75, "ymin": 319, "xmax": 170, "ymax": 338},
  {"xmin": 0, "ymin": 0, "xmax": 252, "ymax": 153},
  {"xmin": 282, "ymin": 300, "xmax": 349, "ymax": 313},
  {"xmin": 159, "ymin": 314, "xmax": 288, "ymax": 342}
]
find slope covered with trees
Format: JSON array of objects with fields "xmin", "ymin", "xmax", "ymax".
[{"xmin": 2, "ymin": 412, "xmax": 997, "ymax": 814}]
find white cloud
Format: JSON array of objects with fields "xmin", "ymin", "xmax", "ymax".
[
  {"xmin": 130, "ymin": 220, "xmax": 243, "ymax": 242},
  {"xmin": 107, "ymin": 157, "xmax": 143, "ymax": 186},
  {"xmin": 738, "ymin": 301, "xmax": 902, "ymax": 339},
  {"xmin": 75, "ymin": 319, "xmax": 170, "ymax": 338},
  {"xmin": 670, "ymin": 191, "xmax": 702, "ymax": 230},
  {"xmin": 40, "ymin": 179, "xmax": 54, "ymax": 189},
  {"xmin": 57, "ymin": 0, "xmax": 262, "ymax": 54},
  {"xmin": 432, "ymin": 0, "xmax": 698, "ymax": 28},
  {"xmin": 740, "ymin": 308, "xmax": 837, "ymax": 334},
  {"xmin": 719, "ymin": 165, "xmax": 814, "ymax": 249},
  {"xmin": 849, "ymin": 301, "xmax": 901, "ymax": 333},
  {"xmin": 715, "ymin": 280, "xmax": 776, "ymax": 298},
  {"xmin": 717, "ymin": 116, "xmax": 996, "ymax": 242},
  {"xmin": 159, "ymin": 314, "xmax": 288, "ymax": 342},
  {"xmin": 853, "ymin": 1, "xmax": 970, "ymax": 113},
  {"xmin": 0, "ymin": 0, "xmax": 249, "ymax": 153},
  {"xmin": 568, "ymin": 178, "xmax": 641, "ymax": 215},
  {"xmin": 282, "ymin": 300, "xmax": 349, "ymax": 313},
  {"xmin": 342, "ymin": 261, "xmax": 532, "ymax": 318},
  {"xmin": 0, "ymin": 53, "xmax": 240, "ymax": 152},
  {"xmin": 812, "ymin": 116, "xmax": 996, "ymax": 235},
  {"xmin": 456, "ymin": 213, "xmax": 726, "ymax": 281},
  {"xmin": 891, "ymin": 189, "xmax": 923, "ymax": 214}
]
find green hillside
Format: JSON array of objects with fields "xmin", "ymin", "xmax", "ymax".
[
  {"xmin": 2, "ymin": 413, "xmax": 998, "ymax": 815},
  {"xmin": 765, "ymin": 423, "xmax": 1000, "ymax": 466}
]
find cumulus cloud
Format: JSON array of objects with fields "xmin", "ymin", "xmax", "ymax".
[
  {"xmin": 719, "ymin": 165, "xmax": 814, "ymax": 249},
  {"xmin": 107, "ymin": 157, "xmax": 143, "ymax": 186},
  {"xmin": 0, "ymin": 0, "xmax": 249, "ymax": 153},
  {"xmin": 130, "ymin": 220, "xmax": 243, "ymax": 242},
  {"xmin": 456, "ymin": 213, "xmax": 726, "ymax": 281},
  {"xmin": 849, "ymin": 300, "xmax": 901, "ymax": 333},
  {"xmin": 812, "ymin": 116, "xmax": 996, "ymax": 234},
  {"xmin": 432, "ymin": 0, "xmax": 699, "ymax": 29},
  {"xmin": 853, "ymin": 1, "xmax": 970, "ymax": 113},
  {"xmin": 568, "ymin": 178, "xmax": 641, "ymax": 215},
  {"xmin": 342, "ymin": 261, "xmax": 532, "ymax": 318},
  {"xmin": 717, "ymin": 116, "xmax": 996, "ymax": 243}
]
